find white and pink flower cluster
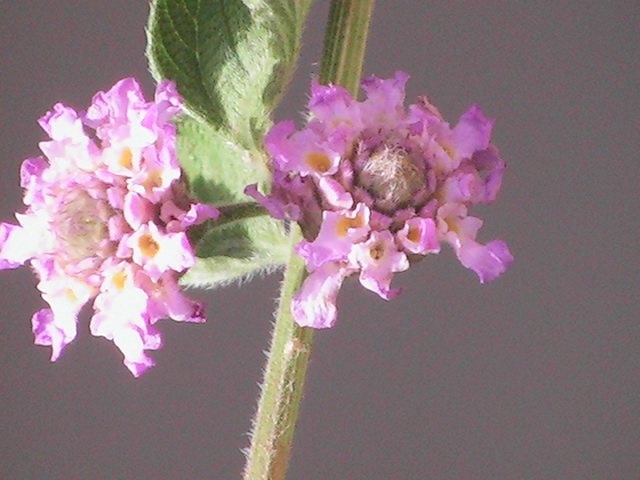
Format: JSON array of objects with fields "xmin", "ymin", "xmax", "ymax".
[
  {"xmin": 0, "ymin": 78, "xmax": 218, "ymax": 376},
  {"xmin": 248, "ymin": 72, "xmax": 513, "ymax": 328}
]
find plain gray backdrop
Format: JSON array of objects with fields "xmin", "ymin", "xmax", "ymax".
[{"xmin": 1, "ymin": 2, "xmax": 638, "ymax": 479}]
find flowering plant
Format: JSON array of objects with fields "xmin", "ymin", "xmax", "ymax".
[
  {"xmin": 0, "ymin": 78, "xmax": 217, "ymax": 376},
  {"xmin": 248, "ymin": 72, "xmax": 512, "ymax": 328},
  {"xmin": 1, "ymin": 1, "xmax": 513, "ymax": 478}
]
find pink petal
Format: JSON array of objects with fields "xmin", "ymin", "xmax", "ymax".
[
  {"xmin": 397, "ymin": 217, "xmax": 440, "ymax": 255},
  {"xmin": 457, "ymin": 239, "xmax": 514, "ymax": 283},
  {"xmin": 32, "ymin": 308, "xmax": 76, "ymax": 362},
  {"xmin": 350, "ymin": 230, "xmax": 409, "ymax": 300},
  {"xmin": 292, "ymin": 262, "xmax": 354, "ymax": 328}
]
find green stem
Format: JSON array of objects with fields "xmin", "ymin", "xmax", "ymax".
[
  {"xmin": 320, "ymin": 0, "xmax": 376, "ymax": 96},
  {"xmin": 242, "ymin": 225, "xmax": 313, "ymax": 480},
  {"xmin": 242, "ymin": 1, "xmax": 375, "ymax": 479}
]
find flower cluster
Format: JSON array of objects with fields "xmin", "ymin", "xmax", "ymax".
[
  {"xmin": 248, "ymin": 72, "xmax": 513, "ymax": 328},
  {"xmin": 0, "ymin": 78, "xmax": 218, "ymax": 376}
]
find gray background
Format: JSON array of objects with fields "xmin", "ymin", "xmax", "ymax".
[{"xmin": 1, "ymin": 2, "xmax": 638, "ymax": 479}]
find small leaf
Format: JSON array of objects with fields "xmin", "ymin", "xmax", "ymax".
[
  {"xmin": 147, "ymin": 0, "xmax": 314, "ymax": 148},
  {"xmin": 180, "ymin": 220, "xmax": 291, "ymax": 288},
  {"xmin": 176, "ymin": 115, "xmax": 289, "ymax": 287}
]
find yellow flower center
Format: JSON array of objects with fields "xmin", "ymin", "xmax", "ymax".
[
  {"xmin": 306, "ymin": 152, "xmax": 332, "ymax": 174},
  {"xmin": 113, "ymin": 270, "xmax": 128, "ymax": 289},
  {"xmin": 336, "ymin": 212, "xmax": 366, "ymax": 237},
  {"xmin": 138, "ymin": 234, "xmax": 160, "ymax": 258},
  {"xmin": 119, "ymin": 147, "xmax": 133, "ymax": 169},
  {"xmin": 406, "ymin": 224, "xmax": 421, "ymax": 243},
  {"xmin": 369, "ymin": 242, "xmax": 385, "ymax": 261}
]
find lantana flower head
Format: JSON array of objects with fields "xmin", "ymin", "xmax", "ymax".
[
  {"xmin": 247, "ymin": 71, "xmax": 513, "ymax": 329},
  {"xmin": 0, "ymin": 78, "xmax": 218, "ymax": 376}
]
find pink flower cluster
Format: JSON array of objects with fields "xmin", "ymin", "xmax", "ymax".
[
  {"xmin": 0, "ymin": 78, "xmax": 218, "ymax": 376},
  {"xmin": 248, "ymin": 72, "xmax": 513, "ymax": 328}
]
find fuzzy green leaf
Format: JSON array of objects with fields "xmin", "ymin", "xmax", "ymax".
[
  {"xmin": 181, "ymin": 223, "xmax": 290, "ymax": 288},
  {"xmin": 175, "ymin": 114, "xmax": 270, "ymax": 205},
  {"xmin": 176, "ymin": 115, "xmax": 289, "ymax": 288},
  {"xmin": 147, "ymin": 0, "xmax": 314, "ymax": 149}
]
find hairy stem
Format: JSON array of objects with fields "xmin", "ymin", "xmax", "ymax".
[
  {"xmin": 320, "ymin": 0, "xmax": 376, "ymax": 95},
  {"xmin": 242, "ymin": 1, "xmax": 375, "ymax": 479}
]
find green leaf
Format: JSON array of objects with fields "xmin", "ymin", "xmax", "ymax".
[
  {"xmin": 146, "ymin": 0, "xmax": 314, "ymax": 286},
  {"xmin": 175, "ymin": 114, "xmax": 269, "ymax": 205},
  {"xmin": 181, "ymin": 221, "xmax": 291, "ymax": 288},
  {"xmin": 176, "ymin": 116, "xmax": 289, "ymax": 288},
  {"xmin": 147, "ymin": 0, "xmax": 314, "ymax": 149}
]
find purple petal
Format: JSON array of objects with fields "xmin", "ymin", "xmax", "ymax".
[
  {"xmin": 317, "ymin": 177, "xmax": 353, "ymax": 209},
  {"xmin": 308, "ymin": 80, "xmax": 362, "ymax": 134},
  {"xmin": 244, "ymin": 183, "xmax": 289, "ymax": 220},
  {"xmin": 471, "ymin": 145, "xmax": 505, "ymax": 203},
  {"xmin": 180, "ymin": 203, "xmax": 220, "ymax": 227},
  {"xmin": 0, "ymin": 223, "xmax": 28, "ymax": 269},
  {"xmin": 84, "ymin": 77, "xmax": 146, "ymax": 128},
  {"xmin": 145, "ymin": 273, "xmax": 206, "ymax": 323},
  {"xmin": 38, "ymin": 103, "xmax": 85, "ymax": 142},
  {"xmin": 291, "ymin": 263, "xmax": 353, "ymax": 328},
  {"xmin": 154, "ymin": 80, "xmax": 184, "ymax": 122},
  {"xmin": 361, "ymin": 71, "xmax": 409, "ymax": 112},
  {"xmin": 350, "ymin": 230, "xmax": 409, "ymax": 300},
  {"xmin": 452, "ymin": 105, "xmax": 494, "ymax": 159},
  {"xmin": 32, "ymin": 308, "xmax": 77, "ymax": 362},
  {"xmin": 123, "ymin": 192, "xmax": 152, "ymax": 229},
  {"xmin": 264, "ymin": 120, "xmax": 297, "ymax": 170},
  {"xmin": 127, "ymin": 223, "xmax": 195, "ymax": 281},
  {"xmin": 457, "ymin": 239, "xmax": 514, "ymax": 283},
  {"xmin": 397, "ymin": 217, "xmax": 440, "ymax": 255},
  {"xmin": 297, "ymin": 204, "xmax": 371, "ymax": 269},
  {"xmin": 91, "ymin": 281, "xmax": 157, "ymax": 377},
  {"xmin": 20, "ymin": 158, "xmax": 48, "ymax": 205}
]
